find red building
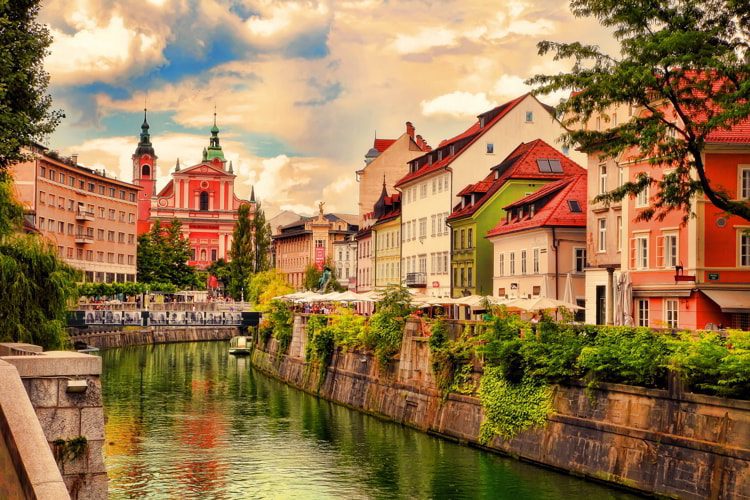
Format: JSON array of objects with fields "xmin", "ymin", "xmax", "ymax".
[
  {"xmin": 132, "ymin": 111, "xmax": 255, "ymax": 269},
  {"xmin": 625, "ymin": 113, "xmax": 750, "ymax": 330}
]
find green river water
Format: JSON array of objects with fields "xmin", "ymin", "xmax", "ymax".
[{"xmin": 102, "ymin": 341, "xmax": 641, "ymax": 499}]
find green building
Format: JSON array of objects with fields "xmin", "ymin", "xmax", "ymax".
[{"xmin": 447, "ymin": 139, "xmax": 585, "ymax": 297}]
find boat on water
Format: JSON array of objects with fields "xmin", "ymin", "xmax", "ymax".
[{"xmin": 229, "ymin": 336, "xmax": 252, "ymax": 355}]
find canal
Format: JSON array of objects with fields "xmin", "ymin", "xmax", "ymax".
[{"xmin": 102, "ymin": 341, "xmax": 640, "ymax": 499}]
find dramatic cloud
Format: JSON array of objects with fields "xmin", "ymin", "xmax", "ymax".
[{"xmin": 420, "ymin": 92, "xmax": 498, "ymax": 118}]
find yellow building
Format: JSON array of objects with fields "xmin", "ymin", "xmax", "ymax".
[{"xmin": 371, "ymin": 184, "xmax": 402, "ymax": 289}]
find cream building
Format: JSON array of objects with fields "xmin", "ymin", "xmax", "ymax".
[
  {"xmin": 395, "ymin": 93, "xmax": 585, "ymax": 297},
  {"xmin": 333, "ymin": 236, "xmax": 357, "ymax": 290}
]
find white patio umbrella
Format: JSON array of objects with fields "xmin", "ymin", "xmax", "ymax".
[
  {"xmin": 506, "ymin": 296, "xmax": 583, "ymax": 312},
  {"xmin": 562, "ymin": 273, "xmax": 574, "ymax": 305}
]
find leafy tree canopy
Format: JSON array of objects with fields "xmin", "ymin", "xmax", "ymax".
[
  {"xmin": 0, "ymin": 0, "xmax": 63, "ymax": 171},
  {"xmin": 529, "ymin": 0, "xmax": 750, "ymax": 222},
  {"xmin": 137, "ymin": 219, "xmax": 198, "ymax": 288},
  {"xmin": 246, "ymin": 270, "xmax": 293, "ymax": 311}
]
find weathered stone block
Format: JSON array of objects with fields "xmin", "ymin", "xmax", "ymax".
[
  {"xmin": 36, "ymin": 408, "xmax": 80, "ymax": 441},
  {"xmin": 85, "ymin": 440, "xmax": 106, "ymax": 475},
  {"xmin": 80, "ymin": 407, "xmax": 105, "ymax": 441},
  {"xmin": 23, "ymin": 378, "xmax": 59, "ymax": 407},
  {"xmin": 57, "ymin": 378, "xmax": 101, "ymax": 408}
]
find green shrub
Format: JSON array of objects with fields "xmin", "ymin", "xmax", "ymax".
[
  {"xmin": 326, "ymin": 307, "xmax": 367, "ymax": 350},
  {"xmin": 268, "ymin": 300, "xmax": 293, "ymax": 355},
  {"xmin": 428, "ymin": 318, "xmax": 476, "ymax": 396},
  {"xmin": 520, "ymin": 321, "xmax": 595, "ymax": 384}
]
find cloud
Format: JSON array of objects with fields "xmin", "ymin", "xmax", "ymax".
[
  {"xmin": 392, "ymin": 27, "xmax": 458, "ymax": 54},
  {"xmin": 420, "ymin": 91, "xmax": 497, "ymax": 118}
]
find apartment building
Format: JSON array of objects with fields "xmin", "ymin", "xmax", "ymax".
[
  {"xmin": 395, "ymin": 93, "xmax": 583, "ymax": 297},
  {"xmin": 333, "ymin": 236, "xmax": 357, "ymax": 290},
  {"xmin": 371, "ymin": 185, "xmax": 402, "ymax": 289},
  {"xmin": 11, "ymin": 144, "xmax": 139, "ymax": 282}
]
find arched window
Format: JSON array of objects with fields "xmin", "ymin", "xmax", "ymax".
[
  {"xmin": 199, "ymin": 191, "xmax": 209, "ymax": 211},
  {"xmin": 141, "ymin": 165, "xmax": 150, "ymax": 177},
  {"xmin": 200, "ymin": 249, "xmax": 207, "ymax": 261}
]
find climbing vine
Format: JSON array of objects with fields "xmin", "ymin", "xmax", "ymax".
[
  {"xmin": 268, "ymin": 300, "xmax": 293, "ymax": 358},
  {"xmin": 478, "ymin": 366, "xmax": 553, "ymax": 444},
  {"xmin": 305, "ymin": 314, "xmax": 334, "ymax": 390},
  {"xmin": 428, "ymin": 318, "xmax": 477, "ymax": 397}
]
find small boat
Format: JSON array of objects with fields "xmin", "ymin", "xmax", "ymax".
[{"xmin": 229, "ymin": 336, "xmax": 252, "ymax": 355}]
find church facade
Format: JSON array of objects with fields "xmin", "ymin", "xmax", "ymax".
[{"xmin": 132, "ymin": 111, "xmax": 255, "ymax": 269}]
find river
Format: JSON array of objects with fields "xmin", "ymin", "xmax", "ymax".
[{"xmin": 102, "ymin": 341, "xmax": 640, "ymax": 499}]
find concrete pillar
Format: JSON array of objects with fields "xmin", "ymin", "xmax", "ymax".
[{"xmin": 606, "ymin": 267, "xmax": 615, "ymax": 325}]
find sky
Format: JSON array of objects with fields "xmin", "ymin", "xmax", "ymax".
[{"xmin": 40, "ymin": 0, "xmax": 618, "ymax": 217}]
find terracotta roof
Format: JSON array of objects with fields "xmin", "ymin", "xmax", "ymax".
[
  {"xmin": 447, "ymin": 139, "xmax": 585, "ymax": 222},
  {"xmin": 374, "ymin": 139, "xmax": 396, "ymax": 152},
  {"xmin": 395, "ymin": 93, "xmax": 535, "ymax": 188},
  {"xmin": 706, "ymin": 118, "xmax": 750, "ymax": 144},
  {"xmin": 486, "ymin": 174, "xmax": 587, "ymax": 237}
]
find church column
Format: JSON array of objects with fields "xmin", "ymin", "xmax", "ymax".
[
  {"xmin": 219, "ymin": 181, "xmax": 225, "ymax": 210},
  {"xmin": 183, "ymin": 181, "xmax": 189, "ymax": 209}
]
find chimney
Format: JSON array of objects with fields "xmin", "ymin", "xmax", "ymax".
[
  {"xmin": 416, "ymin": 134, "xmax": 430, "ymax": 152},
  {"xmin": 406, "ymin": 121, "xmax": 415, "ymax": 138},
  {"xmin": 71, "ymin": 153, "xmax": 78, "ymax": 165}
]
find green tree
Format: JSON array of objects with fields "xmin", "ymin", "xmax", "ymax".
[
  {"xmin": 229, "ymin": 204, "xmax": 254, "ymax": 300},
  {"xmin": 246, "ymin": 270, "xmax": 293, "ymax": 311},
  {"xmin": 252, "ymin": 203, "xmax": 271, "ymax": 272},
  {"xmin": 0, "ymin": 0, "xmax": 63, "ymax": 171},
  {"xmin": 0, "ymin": 176, "xmax": 78, "ymax": 349},
  {"xmin": 529, "ymin": 0, "xmax": 750, "ymax": 222},
  {"xmin": 303, "ymin": 263, "xmax": 321, "ymax": 291},
  {"xmin": 207, "ymin": 258, "xmax": 231, "ymax": 290},
  {"xmin": 136, "ymin": 219, "xmax": 197, "ymax": 288}
]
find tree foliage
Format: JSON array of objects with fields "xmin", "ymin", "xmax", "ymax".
[
  {"xmin": 207, "ymin": 259, "xmax": 230, "ymax": 290},
  {"xmin": 246, "ymin": 270, "xmax": 292, "ymax": 311},
  {"xmin": 0, "ymin": 175, "xmax": 78, "ymax": 349},
  {"xmin": 137, "ymin": 219, "xmax": 197, "ymax": 288},
  {"xmin": 529, "ymin": 0, "xmax": 750, "ymax": 222},
  {"xmin": 229, "ymin": 204, "xmax": 254, "ymax": 300},
  {"xmin": 0, "ymin": 0, "xmax": 63, "ymax": 171}
]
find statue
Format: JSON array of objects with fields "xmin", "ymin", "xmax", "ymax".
[
  {"xmin": 317, "ymin": 267, "xmax": 331, "ymax": 292},
  {"xmin": 318, "ymin": 201, "xmax": 325, "ymax": 215}
]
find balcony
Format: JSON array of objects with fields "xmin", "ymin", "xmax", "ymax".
[
  {"xmin": 75, "ymin": 233, "xmax": 94, "ymax": 244},
  {"xmin": 75, "ymin": 209, "xmax": 95, "ymax": 222},
  {"xmin": 405, "ymin": 272, "xmax": 427, "ymax": 287}
]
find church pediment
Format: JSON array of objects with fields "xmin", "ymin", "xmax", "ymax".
[{"xmin": 176, "ymin": 160, "xmax": 234, "ymax": 178}]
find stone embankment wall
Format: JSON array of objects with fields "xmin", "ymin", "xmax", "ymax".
[
  {"xmin": 69, "ymin": 326, "xmax": 239, "ymax": 349},
  {"xmin": 1, "ymin": 348, "xmax": 107, "ymax": 499},
  {"xmin": 251, "ymin": 315, "xmax": 750, "ymax": 499}
]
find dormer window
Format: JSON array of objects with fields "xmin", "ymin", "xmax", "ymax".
[
  {"xmin": 438, "ymin": 150, "xmax": 443, "ymax": 161},
  {"xmin": 450, "ymin": 145, "xmax": 455, "ymax": 155},
  {"xmin": 529, "ymin": 204, "xmax": 535, "ymax": 217},
  {"xmin": 519, "ymin": 206, "xmax": 524, "ymax": 219},
  {"xmin": 486, "ymin": 143, "xmax": 494, "ymax": 154},
  {"xmin": 494, "ymin": 170, "xmax": 500, "ymax": 180},
  {"xmin": 480, "ymin": 117, "xmax": 486, "ymax": 128},
  {"xmin": 506, "ymin": 212, "xmax": 511, "ymax": 223},
  {"xmin": 428, "ymin": 155, "xmax": 433, "ymax": 165}
]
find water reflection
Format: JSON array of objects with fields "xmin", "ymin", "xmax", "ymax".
[{"xmin": 102, "ymin": 342, "xmax": 640, "ymax": 499}]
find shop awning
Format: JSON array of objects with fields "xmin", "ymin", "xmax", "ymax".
[{"xmin": 703, "ymin": 289, "xmax": 750, "ymax": 313}]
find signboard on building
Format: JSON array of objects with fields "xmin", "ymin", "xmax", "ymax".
[
  {"xmin": 708, "ymin": 273, "xmax": 720, "ymax": 281},
  {"xmin": 432, "ymin": 281, "xmax": 440, "ymax": 288},
  {"xmin": 315, "ymin": 246, "xmax": 325, "ymax": 270}
]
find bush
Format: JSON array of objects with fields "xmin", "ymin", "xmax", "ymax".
[
  {"xmin": 326, "ymin": 307, "xmax": 367, "ymax": 350},
  {"xmin": 428, "ymin": 318, "xmax": 476, "ymax": 396},
  {"xmin": 268, "ymin": 300, "xmax": 293, "ymax": 355}
]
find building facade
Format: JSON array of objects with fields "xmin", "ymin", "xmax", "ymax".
[
  {"xmin": 395, "ymin": 94, "xmax": 584, "ymax": 297},
  {"xmin": 370, "ymin": 184, "xmax": 402, "ymax": 289},
  {"xmin": 273, "ymin": 208, "xmax": 358, "ymax": 289},
  {"xmin": 10, "ymin": 144, "xmax": 139, "ymax": 282},
  {"xmin": 487, "ymin": 175, "xmax": 587, "ymax": 307},
  {"xmin": 333, "ymin": 236, "xmax": 358, "ymax": 290},
  {"xmin": 132, "ymin": 111, "xmax": 254, "ymax": 269},
  {"xmin": 448, "ymin": 139, "xmax": 586, "ymax": 297}
]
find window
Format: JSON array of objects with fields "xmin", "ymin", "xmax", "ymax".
[
  {"xmin": 663, "ymin": 233, "xmax": 678, "ymax": 268},
  {"xmin": 525, "ymin": 111, "xmax": 533, "ymax": 122},
  {"xmin": 118, "ymin": 232, "xmax": 125, "ymax": 243},
  {"xmin": 510, "ymin": 252, "xmax": 516, "ymax": 275},
  {"xmin": 109, "ymin": 187, "xmax": 115, "ymax": 197},
  {"xmin": 431, "ymin": 215, "xmax": 436, "ymax": 236},
  {"xmin": 39, "ymin": 191, "xmax": 46, "ymax": 204},
  {"xmin": 533, "ymin": 248, "xmax": 539, "ymax": 273},
  {"xmin": 97, "ymin": 229, "xmax": 104, "ymax": 240},
  {"xmin": 467, "ymin": 228, "xmax": 473, "ymax": 248},
  {"xmin": 598, "ymin": 165, "xmax": 608, "ymax": 195},
  {"xmin": 59, "ymin": 173, "xmax": 65, "ymax": 184},
  {"xmin": 97, "ymin": 251, "xmax": 104, "ymax": 262},
  {"xmin": 467, "ymin": 267, "xmax": 473, "ymax": 287},
  {"xmin": 419, "ymin": 218, "xmax": 427, "ymax": 238},
  {"xmin": 211, "ymin": 249, "xmax": 217, "ymax": 261},
  {"xmin": 532, "ymin": 286, "xmax": 541, "ymax": 296},
  {"xmin": 98, "ymin": 185, "xmax": 105, "ymax": 195},
  {"xmin": 521, "ymin": 250, "xmax": 527, "ymax": 274},
  {"xmin": 460, "ymin": 229, "xmax": 465, "ymax": 249},
  {"xmin": 568, "ymin": 200, "xmax": 581, "ymax": 213},
  {"xmin": 108, "ymin": 231, "xmax": 115, "ymax": 242},
  {"xmin": 616, "ymin": 216, "xmax": 623, "ymax": 252},
  {"xmin": 635, "ymin": 235, "xmax": 649, "ymax": 269},
  {"xmin": 486, "ymin": 143, "xmax": 494, "ymax": 154},
  {"xmin": 575, "ymin": 248, "xmax": 586, "ymax": 273},
  {"xmin": 597, "ymin": 219, "xmax": 607, "ymax": 252},
  {"xmin": 741, "ymin": 168, "xmax": 750, "ymax": 199},
  {"xmin": 128, "ymin": 255, "xmax": 134, "ymax": 265},
  {"xmin": 498, "ymin": 287, "xmax": 506, "ymax": 297},
  {"xmin": 636, "ymin": 184, "xmax": 649, "ymax": 207},
  {"xmin": 665, "ymin": 299, "xmax": 678, "ymax": 329},
  {"xmin": 618, "ymin": 166, "xmax": 625, "ymax": 188},
  {"xmin": 637, "ymin": 299, "xmax": 649, "ymax": 327},
  {"xmin": 740, "ymin": 232, "xmax": 750, "ymax": 266},
  {"xmin": 58, "ymin": 221, "xmax": 64, "ymax": 233},
  {"xmin": 86, "ymin": 250, "xmax": 93, "ymax": 261},
  {"xmin": 420, "ymin": 183, "xmax": 427, "ymax": 199},
  {"xmin": 200, "ymin": 191, "xmax": 209, "ymax": 211},
  {"xmin": 40, "ymin": 166, "xmax": 46, "ymax": 178},
  {"xmin": 108, "ymin": 209, "xmax": 115, "ymax": 220},
  {"xmin": 117, "ymin": 254, "xmax": 124, "ymax": 264},
  {"xmin": 119, "ymin": 211, "xmax": 126, "ymax": 222},
  {"xmin": 498, "ymin": 253, "xmax": 505, "ymax": 276}
]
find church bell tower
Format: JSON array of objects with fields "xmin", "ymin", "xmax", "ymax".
[{"xmin": 133, "ymin": 108, "xmax": 157, "ymax": 234}]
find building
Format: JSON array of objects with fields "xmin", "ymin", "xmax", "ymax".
[
  {"xmin": 268, "ymin": 210, "xmax": 303, "ymax": 268},
  {"xmin": 395, "ymin": 93, "xmax": 585, "ymax": 297},
  {"xmin": 355, "ymin": 216, "xmax": 374, "ymax": 294},
  {"xmin": 10, "ymin": 144, "xmax": 139, "ymax": 283},
  {"xmin": 132, "ymin": 111, "xmax": 254, "ymax": 269},
  {"xmin": 622, "ymin": 117, "xmax": 750, "ymax": 330},
  {"xmin": 487, "ymin": 174, "xmax": 587, "ymax": 308},
  {"xmin": 356, "ymin": 122, "xmax": 429, "ymax": 226},
  {"xmin": 447, "ymin": 139, "xmax": 586, "ymax": 297},
  {"xmin": 371, "ymin": 183, "xmax": 402, "ymax": 289},
  {"xmin": 272, "ymin": 206, "xmax": 358, "ymax": 289},
  {"xmin": 332, "ymin": 236, "xmax": 357, "ymax": 290}
]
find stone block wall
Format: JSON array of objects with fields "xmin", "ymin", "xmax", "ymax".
[
  {"xmin": 249, "ymin": 315, "xmax": 750, "ymax": 499},
  {"xmin": 69, "ymin": 325, "xmax": 238, "ymax": 350},
  {"xmin": 2, "ymin": 352, "xmax": 107, "ymax": 499}
]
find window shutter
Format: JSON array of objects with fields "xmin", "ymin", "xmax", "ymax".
[
  {"xmin": 656, "ymin": 235, "xmax": 664, "ymax": 268},
  {"xmin": 630, "ymin": 238, "xmax": 637, "ymax": 269}
]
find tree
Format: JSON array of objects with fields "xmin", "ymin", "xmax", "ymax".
[
  {"xmin": 0, "ymin": 176, "xmax": 78, "ymax": 349},
  {"xmin": 252, "ymin": 203, "xmax": 271, "ymax": 273},
  {"xmin": 207, "ymin": 258, "xmax": 231, "ymax": 290},
  {"xmin": 137, "ymin": 219, "xmax": 197, "ymax": 288},
  {"xmin": 0, "ymin": 1, "xmax": 63, "ymax": 171},
  {"xmin": 246, "ymin": 270, "xmax": 293, "ymax": 311},
  {"xmin": 229, "ymin": 204, "xmax": 254, "ymax": 300},
  {"xmin": 529, "ymin": 0, "xmax": 750, "ymax": 222},
  {"xmin": 302, "ymin": 260, "xmax": 344, "ymax": 292}
]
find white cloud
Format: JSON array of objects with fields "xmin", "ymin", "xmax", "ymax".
[
  {"xmin": 392, "ymin": 27, "xmax": 458, "ymax": 54},
  {"xmin": 243, "ymin": 1, "xmax": 331, "ymax": 49},
  {"xmin": 420, "ymin": 91, "xmax": 497, "ymax": 118},
  {"xmin": 491, "ymin": 74, "xmax": 531, "ymax": 100}
]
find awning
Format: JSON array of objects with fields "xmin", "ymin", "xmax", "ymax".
[{"xmin": 703, "ymin": 289, "xmax": 750, "ymax": 313}]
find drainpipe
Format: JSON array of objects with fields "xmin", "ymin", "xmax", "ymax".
[
  {"xmin": 606, "ymin": 266, "xmax": 615, "ymax": 325},
  {"xmin": 552, "ymin": 227, "xmax": 559, "ymax": 299}
]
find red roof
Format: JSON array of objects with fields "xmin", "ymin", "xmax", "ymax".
[
  {"xmin": 374, "ymin": 139, "xmax": 396, "ymax": 152},
  {"xmin": 395, "ymin": 93, "xmax": 535, "ymax": 188},
  {"xmin": 447, "ymin": 139, "xmax": 585, "ymax": 221},
  {"xmin": 486, "ymin": 174, "xmax": 587, "ymax": 237}
]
